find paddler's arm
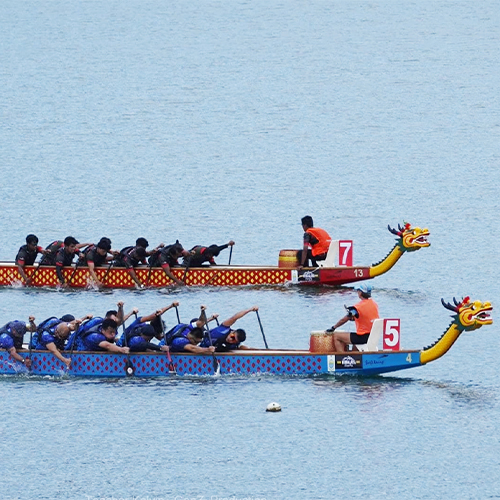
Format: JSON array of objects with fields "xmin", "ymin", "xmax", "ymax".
[
  {"xmin": 99, "ymin": 341, "xmax": 130, "ymax": 354},
  {"xmin": 140, "ymin": 302, "xmax": 180, "ymax": 323},
  {"xmin": 221, "ymin": 306, "xmax": 258, "ymax": 327},
  {"xmin": 46, "ymin": 342, "xmax": 71, "ymax": 368},
  {"xmin": 161, "ymin": 263, "xmax": 185, "ymax": 286},
  {"xmin": 183, "ymin": 344, "xmax": 216, "ymax": 354}
]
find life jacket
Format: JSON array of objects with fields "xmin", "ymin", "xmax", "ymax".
[
  {"xmin": 306, "ymin": 228, "xmax": 332, "ymax": 256},
  {"xmin": 40, "ymin": 241, "xmax": 64, "ymax": 265},
  {"xmin": 0, "ymin": 321, "xmax": 27, "ymax": 350},
  {"xmin": 353, "ymin": 299, "xmax": 379, "ymax": 335},
  {"xmin": 30, "ymin": 317, "xmax": 61, "ymax": 349},
  {"xmin": 160, "ymin": 323, "xmax": 191, "ymax": 346},
  {"xmin": 65, "ymin": 317, "xmax": 103, "ymax": 351},
  {"xmin": 74, "ymin": 323, "xmax": 104, "ymax": 351}
]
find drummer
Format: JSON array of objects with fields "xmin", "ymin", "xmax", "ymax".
[{"xmin": 326, "ymin": 284, "xmax": 379, "ymax": 352}]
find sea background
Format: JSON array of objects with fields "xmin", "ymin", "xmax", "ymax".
[{"xmin": 1, "ymin": 0, "xmax": 499, "ymax": 499}]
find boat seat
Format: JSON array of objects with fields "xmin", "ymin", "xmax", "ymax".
[
  {"xmin": 355, "ymin": 318, "xmax": 384, "ymax": 352},
  {"xmin": 317, "ymin": 240, "xmax": 339, "ymax": 268}
]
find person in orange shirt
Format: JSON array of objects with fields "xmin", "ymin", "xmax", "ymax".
[
  {"xmin": 298, "ymin": 215, "xmax": 332, "ymax": 268},
  {"xmin": 327, "ymin": 283, "xmax": 379, "ymax": 352}
]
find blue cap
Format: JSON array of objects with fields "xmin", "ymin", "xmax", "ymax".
[{"xmin": 354, "ymin": 283, "xmax": 373, "ymax": 295}]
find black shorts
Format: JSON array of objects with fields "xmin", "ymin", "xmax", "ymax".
[{"xmin": 350, "ymin": 332, "xmax": 369, "ymax": 345}]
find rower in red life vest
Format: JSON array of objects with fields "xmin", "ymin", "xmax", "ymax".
[{"xmin": 297, "ymin": 215, "xmax": 332, "ymax": 268}]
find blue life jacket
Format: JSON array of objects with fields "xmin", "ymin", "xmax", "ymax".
[
  {"xmin": 30, "ymin": 317, "xmax": 60, "ymax": 349},
  {"xmin": 159, "ymin": 323, "xmax": 191, "ymax": 346},
  {"xmin": 0, "ymin": 321, "xmax": 27, "ymax": 350},
  {"xmin": 65, "ymin": 317, "xmax": 104, "ymax": 351}
]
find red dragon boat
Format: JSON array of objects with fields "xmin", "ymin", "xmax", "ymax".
[{"xmin": 0, "ymin": 223, "xmax": 429, "ymax": 289}]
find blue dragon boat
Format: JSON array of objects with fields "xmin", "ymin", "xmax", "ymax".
[{"xmin": 0, "ymin": 297, "xmax": 491, "ymax": 378}]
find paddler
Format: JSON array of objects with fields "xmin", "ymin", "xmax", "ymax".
[
  {"xmin": 116, "ymin": 301, "xmax": 179, "ymax": 351},
  {"xmin": 182, "ymin": 240, "xmax": 235, "ymax": 267},
  {"xmin": 54, "ymin": 236, "xmax": 93, "ymax": 288},
  {"xmin": 114, "ymin": 238, "xmax": 164, "ymax": 289},
  {"xmin": 326, "ymin": 283, "xmax": 379, "ymax": 352},
  {"xmin": 200, "ymin": 306, "xmax": 257, "ymax": 351},
  {"xmin": 34, "ymin": 313, "xmax": 92, "ymax": 368},
  {"xmin": 0, "ymin": 317, "xmax": 37, "ymax": 368},
  {"xmin": 15, "ymin": 234, "xmax": 47, "ymax": 286},
  {"xmin": 148, "ymin": 240, "xmax": 190, "ymax": 286},
  {"xmin": 77, "ymin": 318, "xmax": 130, "ymax": 354},
  {"xmin": 77, "ymin": 237, "xmax": 117, "ymax": 289},
  {"xmin": 297, "ymin": 215, "xmax": 332, "ymax": 268}
]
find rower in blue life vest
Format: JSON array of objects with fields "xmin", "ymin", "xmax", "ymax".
[
  {"xmin": 35, "ymin": 313, "xmax": 92, "ymax": 368},
  {"xmin": 78, "ymin": 319, "xmax": 129, "ymax": 354},
  {"xmin": 148, "ymin": 240, "xmax": 190, "ymax": 286},
  {"xmin": 297, "ymin": 216, "xmax": 332, "ymax": 268},
  {"xmin": 115, "ymin": 238, "xmax": 164, "ymax": 289},
  {"xmin": 65, "ymin": 301, "xmax": 138, "ymax": 351},
  {"xmin": 183, "ymin": 241, "xmax": 235, "ymax": 267},
  {"xmin": 0, "ymin": 316, "xmax": 37, "ymax": 368},
  {"xmin": 117, "ymin": 301, "xmax": 179, "ymax": 352},
  {"xmin": 15, "ymin": 234, "xmax": 48, "ymax": 286},
  {"xmin": 161, "ymin": 305, "xmax": 217, "ymax": 354},
  {"xmin": 200, "ymin": 306, "xmax": 257, "ymax": 351}
]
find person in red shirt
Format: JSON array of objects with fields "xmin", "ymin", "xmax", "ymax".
[
  {"xmin": 298, "ymin": 215, "xmax": 332, "ymax": 268},
  {"xmin": 327, "ymin": 283, "xmax": 379, "ymax": 352}
]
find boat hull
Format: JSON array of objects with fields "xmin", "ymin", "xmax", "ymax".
[
  {"xmin": 0, "ymin": 349, "xmax": 422, "ymax": 377},
  {"xmin": 0, "ymin": 263, "xmax": 372, "ymax": 288}
]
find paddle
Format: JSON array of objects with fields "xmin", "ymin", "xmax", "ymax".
[
  {"xmin": 27, "ymin": 263, "xmax": 42, "ymax": 287},
  {"xmin": 160, "ymin": 318, "xmax": 176, "ymax": 374},
  {"xmin": 255, "ymin": 310, "xmax": 269, "ymax": 349},
  {"xmin": 122, "ymin": 317, "xmax": 135, "ymax": 376},
  {"xmin": 66, "ymin": 261, "xmax": 80, "ymax": 288},
  {"xmin": 174, "ymin": 305, "xmax": 180, "ymax": 324},
  {"xmin": 101, "ymin": 259, "xmax": 115, "ymax": 287},
  {"xmin": 228, "ymin": 245, "xmax": 233, "ymax": 265},
  {"xmin": 201, "ymin": 309, "xmax": 220, "ymax": 375}
]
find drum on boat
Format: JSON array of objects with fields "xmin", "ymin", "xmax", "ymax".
[
  {"xmin": 278, "ymin": 249, "xmax": 299, "ymax": 268},
  {"xmin": 309, "ymin": 331, "xmax": 335, "ymax": 352}
]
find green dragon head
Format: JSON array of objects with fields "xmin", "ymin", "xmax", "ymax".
[
  {"xmin": 388, "ymin": 222, "xmax": 430, "ymax": 252},
  {"xmin": 441, "ymin": 297, "xmax": 493, "ymax": 331}
]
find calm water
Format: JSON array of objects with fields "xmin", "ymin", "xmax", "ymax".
[{"xmin": 1, "ymin": 0, "xmax": 499, "ymax": 499}]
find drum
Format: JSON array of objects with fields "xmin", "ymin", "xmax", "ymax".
[
  {"xmin": 278, "ymin": 249, "xmax": 299, "ymax": 268},
  {"xmin": 309, "ymin": 331, "xmax": 335, "ymax": 352}
]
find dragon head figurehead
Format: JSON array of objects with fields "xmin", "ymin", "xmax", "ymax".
[
  {"xmin": 441, "ymin": 296, "xmax": 493, "ymax": 331},
  {"xmin": 388, "ymin": 222, "xmax": 430, "ymax": 253}
]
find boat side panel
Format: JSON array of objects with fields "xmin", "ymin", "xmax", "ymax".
[
  {"xmin": 0, "ymin": 264, "xmax": 293, "ymax": 288},
  {"xmin": 0, "ymin": 351, "xmax": 422, "ymax": 377}
]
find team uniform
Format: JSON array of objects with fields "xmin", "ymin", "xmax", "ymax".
[
  {"xmin": 15, "ymin": 244, "xmax": 44, "ymax": 266},
  {"xmin": 148, "ymin": 245, "xmax": 181, "ymax": 269},
  {"xmin": 115, "ymin": 246, "xmax": 147, "ymax": 269},
  {"xmin": 78, "ymin": 245, "xmax": 108, "ymax": 267},
  {"xmin": 199, "ymin": 325, "xmax": 242, "ymax": 351}
]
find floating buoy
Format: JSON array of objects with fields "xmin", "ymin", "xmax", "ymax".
[{"xmin": 266, "ymin": 402, "xmax": 281, "ymax": 412}]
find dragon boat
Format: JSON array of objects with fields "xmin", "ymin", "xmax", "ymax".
[
  {"xmin": 0, "ymin": 297, "xmax": 491, "ymax": 378},
  {"xmin": 0, "ymin": 223, "xmax": 430, "ymax": 288}
]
